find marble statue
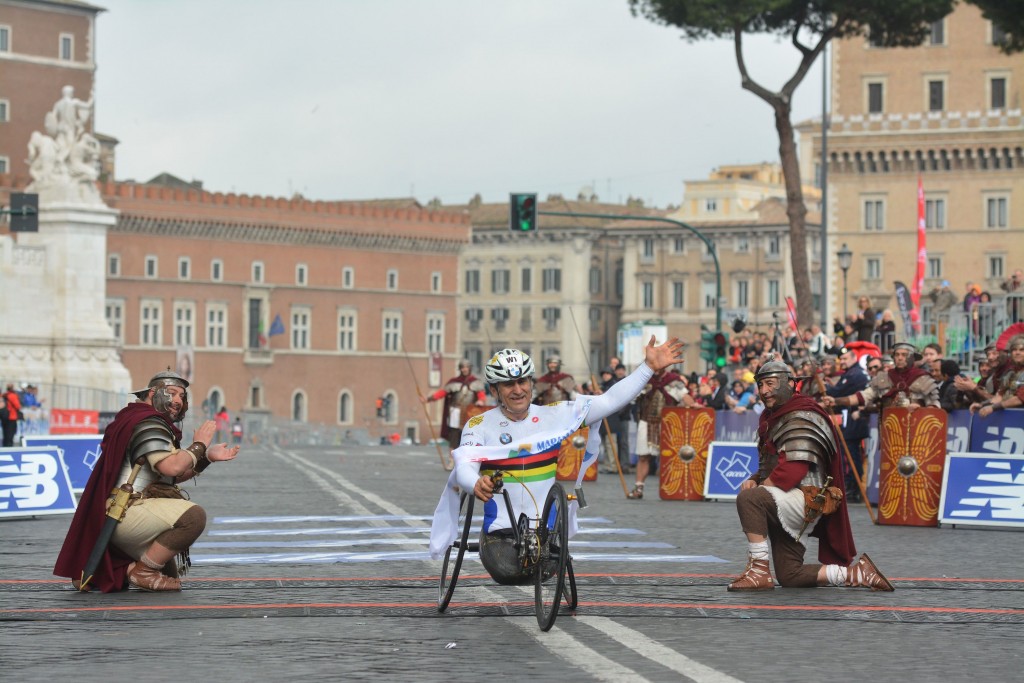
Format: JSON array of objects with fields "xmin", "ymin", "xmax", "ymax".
[{"xmin": 26, "ymin": 85, "xmax": 103, "ymax": 205}]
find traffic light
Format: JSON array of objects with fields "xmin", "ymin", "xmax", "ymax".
[
  {"xmin": 9, "ymin": 193, "xmax": 39, "ymax": 233},
  {"xmin": 699, "ymin": 326, "xmax": 716, "ymax": 364},
  {"xmin": 509, "ymin": 193, "xmax": 537, "ymax": 232},
  {"xmin": 713, "ymin": 331, "xmax": 728, "ymax": 368}
]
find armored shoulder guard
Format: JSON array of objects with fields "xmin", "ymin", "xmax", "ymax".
[
  {"xmin": 556, "ymin": 376, "xmax": 576, "ymax": 393},
  {"xmin": 767, "ymin": 409, "xmax": 836, "ymax": 467},
  {"xmin": 469, "ymin": 378, "xmax": 486, "ymax": 393},
  {"xmin": 871, "ymin": 372, "xmax": 893, "ymax": 393},
  {"xmin": 909, "ymin": 374, "xmax": 940, "ymax": 406},
  {"xmin": 127, "ymin": 418, "xmax": 177, "ymax": 465}
]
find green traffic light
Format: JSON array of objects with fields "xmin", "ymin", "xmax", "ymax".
[{"xmin": 715, "ymin": 356, "xmax": 727, "ymax": 368}]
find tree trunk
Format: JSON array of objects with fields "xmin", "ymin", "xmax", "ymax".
[{"xmin": 773, "ymin": 101, "xmax": 813, "ymax": 329}]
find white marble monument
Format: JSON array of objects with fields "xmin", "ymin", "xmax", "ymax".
[{"xmin": 0, "ymin": 86, "xmax": 131, "ymax": 402}]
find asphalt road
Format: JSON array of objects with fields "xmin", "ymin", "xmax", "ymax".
[{"xmin": 2, "ymin": 442, "xmax": 1022, "ymax": 682}]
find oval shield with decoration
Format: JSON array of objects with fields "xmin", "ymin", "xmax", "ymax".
[
  {"xmin": 556, "ymin": 426, "xmax": 596, "ymax": 482},
  {"xmin": 878, "ymin": 407, "xmax": 947, "ymax": 526},
  {"xmin": 658, "ymin": 407, "xmax": 715, "ymax": 500}
]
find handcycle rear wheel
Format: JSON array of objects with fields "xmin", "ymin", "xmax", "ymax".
[
  {"xmin": 535, "ymin": 483, "xmax": 569, "ymax": 631},
  {"xmin": 438, "ymin": 492, "xmax": 474, "ymax": 612}
]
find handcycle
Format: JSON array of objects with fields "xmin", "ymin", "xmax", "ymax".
[{"xmin": 437, "ymin": 470, "xmax": 579, "ymax": 631}]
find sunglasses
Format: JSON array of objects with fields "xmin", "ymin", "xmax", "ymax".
[{"xmin": 868, "ymin": 365, "xmax": 882, "ymax": 371}]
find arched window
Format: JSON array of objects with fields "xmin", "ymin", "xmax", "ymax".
[
  {"xmin": 292, "ymin": 390, "xmax": 306, "ymax": 422},
  {"xmin": 383, "ymin": 390, "xmax": 397, "ymax": 424},
  {"xmin": 206, "ymin": 389, "xmax": 223, "ymax": 420},
  {"xmin": 338, "ymin": 391, "xmax": 352, "ymax": 424}
]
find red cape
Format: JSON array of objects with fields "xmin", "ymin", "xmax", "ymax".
[
  {"xmin": 53, "ymin": 402, "xmax": 181, "ymax": 592},
  {"xmin": 758, "ymin": 394, "xmax": 857, "ymax": 565}
]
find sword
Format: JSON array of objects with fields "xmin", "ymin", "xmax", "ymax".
[
  {"xmin": 797, "ymin": 475, "xmax": 833, "ymax": 542},
  {"xmin": 78, "ymin": 461, "xmax": 143, "ymax": 592}
]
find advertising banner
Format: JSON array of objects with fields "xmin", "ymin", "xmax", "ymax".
[
  {"xmin": 0, "ymin": 446, "xmax": 77, "ymax": 518},
  {"xmin": 713, "ymin": 410, "xmax": 757, "ymax": 443},
  {"xmin": 864, "ymin": 414, "xmax": 881, "ymax": 505},
  {"xmin": 49, "ymin": 409, "xmax": 100, "ymax": 434},
  {"xmin": 968, "ymin": 410, "xmax": 1024, "ymax": 454},
  {"xmin": 22, "ymin": 434, "xmax": 103, "ymax": 492},
  {"xmin": 939, "ymin": 452, "xmax": 1024, "ymax": 529},
  {"xmin": 703, "ymin": 441, "xmax": 759, "ymax": 501}
]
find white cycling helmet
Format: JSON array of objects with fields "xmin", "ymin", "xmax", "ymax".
[{"xmin": 484, "ymin": 348, "xmax": 535, "ymax": 384}]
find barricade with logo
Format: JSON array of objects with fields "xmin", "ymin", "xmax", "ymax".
[
  {"xmin": 938, "ymin": 452, "xmax": 1024, "ymax": 529},
  {"xmin": 556, "ymin": 426, "xmax": 596, "ymax": 482},
  {"xmin": 703, "ymin": 441, "xmax": 759, "ymax": 501},
  {"xmin": 864, "ymin": 413, "xmax": 881, "ymax": 505},
  {"xmin": 658, "ymin": 407, "xmax": 715, "ymax": 500},
  {"xmin": 13, "ymin": 407, "xmax": 50, "ymax": 442},
  {"xmin": 0, "ymin": 446, "xmax": 78, "ymax": 518},
  {"xmin": 968, "ymin": 409, "xmax": 1024, "ymax": 454},
  {"xmin": 713, "ymin": 409, "xmax": 758, "ymax": 442},
  {"xmin": 877, "ymin": 407, "xmax": 948, "ymax": 527},
  {"xmin": 22, "ymin": 434, "xmax": 103, "ymax": 493}
]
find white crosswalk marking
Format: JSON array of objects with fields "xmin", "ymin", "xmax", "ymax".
[{"xmin": 190, "ymin": 448, "xmax": 727, "ymax": 565}]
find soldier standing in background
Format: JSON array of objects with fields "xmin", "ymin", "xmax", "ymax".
[
  {"xmin": 533, "ymin": 356, "xmax": 579, "ymax": 405},
  {"xmin": 629, "ymin": 364, "xmax": 692, "ymax": 499},
  {"xmin": 424, "ymin": 360, "xmax": 486, "ymax": 460}
]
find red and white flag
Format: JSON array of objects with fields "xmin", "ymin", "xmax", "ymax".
[
  {"xmin": 785, "ymin": 296, "xmax": 799, "ymax": 331},
  {"xmin": 911, "ymin": 176, "xmax": 927, "ymax": 333}
]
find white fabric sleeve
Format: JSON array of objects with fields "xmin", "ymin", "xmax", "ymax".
[
  {"xmin": 583, "ymin": 363, "xmax": 654, "ymax": 426},
  {"xmin": 454, "ymin": 459, "xmax": 482, "ymax": 492}
]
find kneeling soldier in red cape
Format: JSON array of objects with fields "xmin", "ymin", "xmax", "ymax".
[
  {"xmin": 54, "ymin": 370, "xmax": 240, "ymax": 593},
  {"xmin": 728, "ymin": 357, "xmax": 894, "ymax": 592}
]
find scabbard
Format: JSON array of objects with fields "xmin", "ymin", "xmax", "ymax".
[{"xmin": 78, "ymin": 462, "xmax": 144, "ymax": 591}]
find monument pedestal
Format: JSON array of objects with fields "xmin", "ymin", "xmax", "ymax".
[{"xmin": 0, "ymin": 201, "xmax": 132, "ymax": 400}]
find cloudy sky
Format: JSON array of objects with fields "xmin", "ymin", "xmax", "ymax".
[{"xmin": 92, "ymin": 0, "xmax": 825, "ymax": 208}]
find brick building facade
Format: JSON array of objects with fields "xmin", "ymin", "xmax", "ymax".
[
  {"xmin": 0, "ymin": 0, "xmax": 106, "ymax": 178},
  {"xmin": 800, "ymin": 4, "xmax": 1023, "ymax": 328},
  {"xmin": 101, "ymin": 180, "xmax": 470, "ymax": 442}
]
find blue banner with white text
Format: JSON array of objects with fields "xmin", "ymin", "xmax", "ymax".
[
  {"xmin": 704, "ymin": 441, "xmax": 759, "ymax": 500},
  {"xmin": 0, "ymin": 446, "xmax": 78, "ymax": 518},
  {"xmin": 22, "ymin": 434, "xmax": 103, "ymax": 492},
  {"xmin": 939, "ymin": 452, "xmax": 1024, "ymax": 528}
]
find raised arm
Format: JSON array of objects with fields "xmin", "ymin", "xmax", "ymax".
[{"xmin": 584, "ymin": 336, "xmax": 684, "ymax": 425}]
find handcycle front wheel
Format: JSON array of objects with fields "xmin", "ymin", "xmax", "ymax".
[
  {"xmin": 535, "ymin": 483, "xmax": 569, "ymax": 631},
  {"xmin": 438, "ymin": 492, "xmax": 475, "ymax": 612}
]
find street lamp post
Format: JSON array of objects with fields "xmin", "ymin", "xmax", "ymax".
[{"xmin": 837, "ymin": 243, "xmax": 853, "ymax": 322}]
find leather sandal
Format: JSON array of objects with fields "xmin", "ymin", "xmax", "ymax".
[
  {"xmin": 727, "ymin": 558, "xmax": 775, "ymax": 591},
  {"xmin": 128, "ymin": 561, "xmax": 182, "ymax": 592},
  {"xmin": 627, "ymin": 485, "xmax": 644, "ymax": 499},
  {"xmin": 847, "ymin": 553, "xmax": 895, "ymax": 591}
]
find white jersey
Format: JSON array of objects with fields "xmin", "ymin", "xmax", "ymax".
[{"xmin": 429, "ymin": 363, "xmax": 653, "ymax": 559}]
